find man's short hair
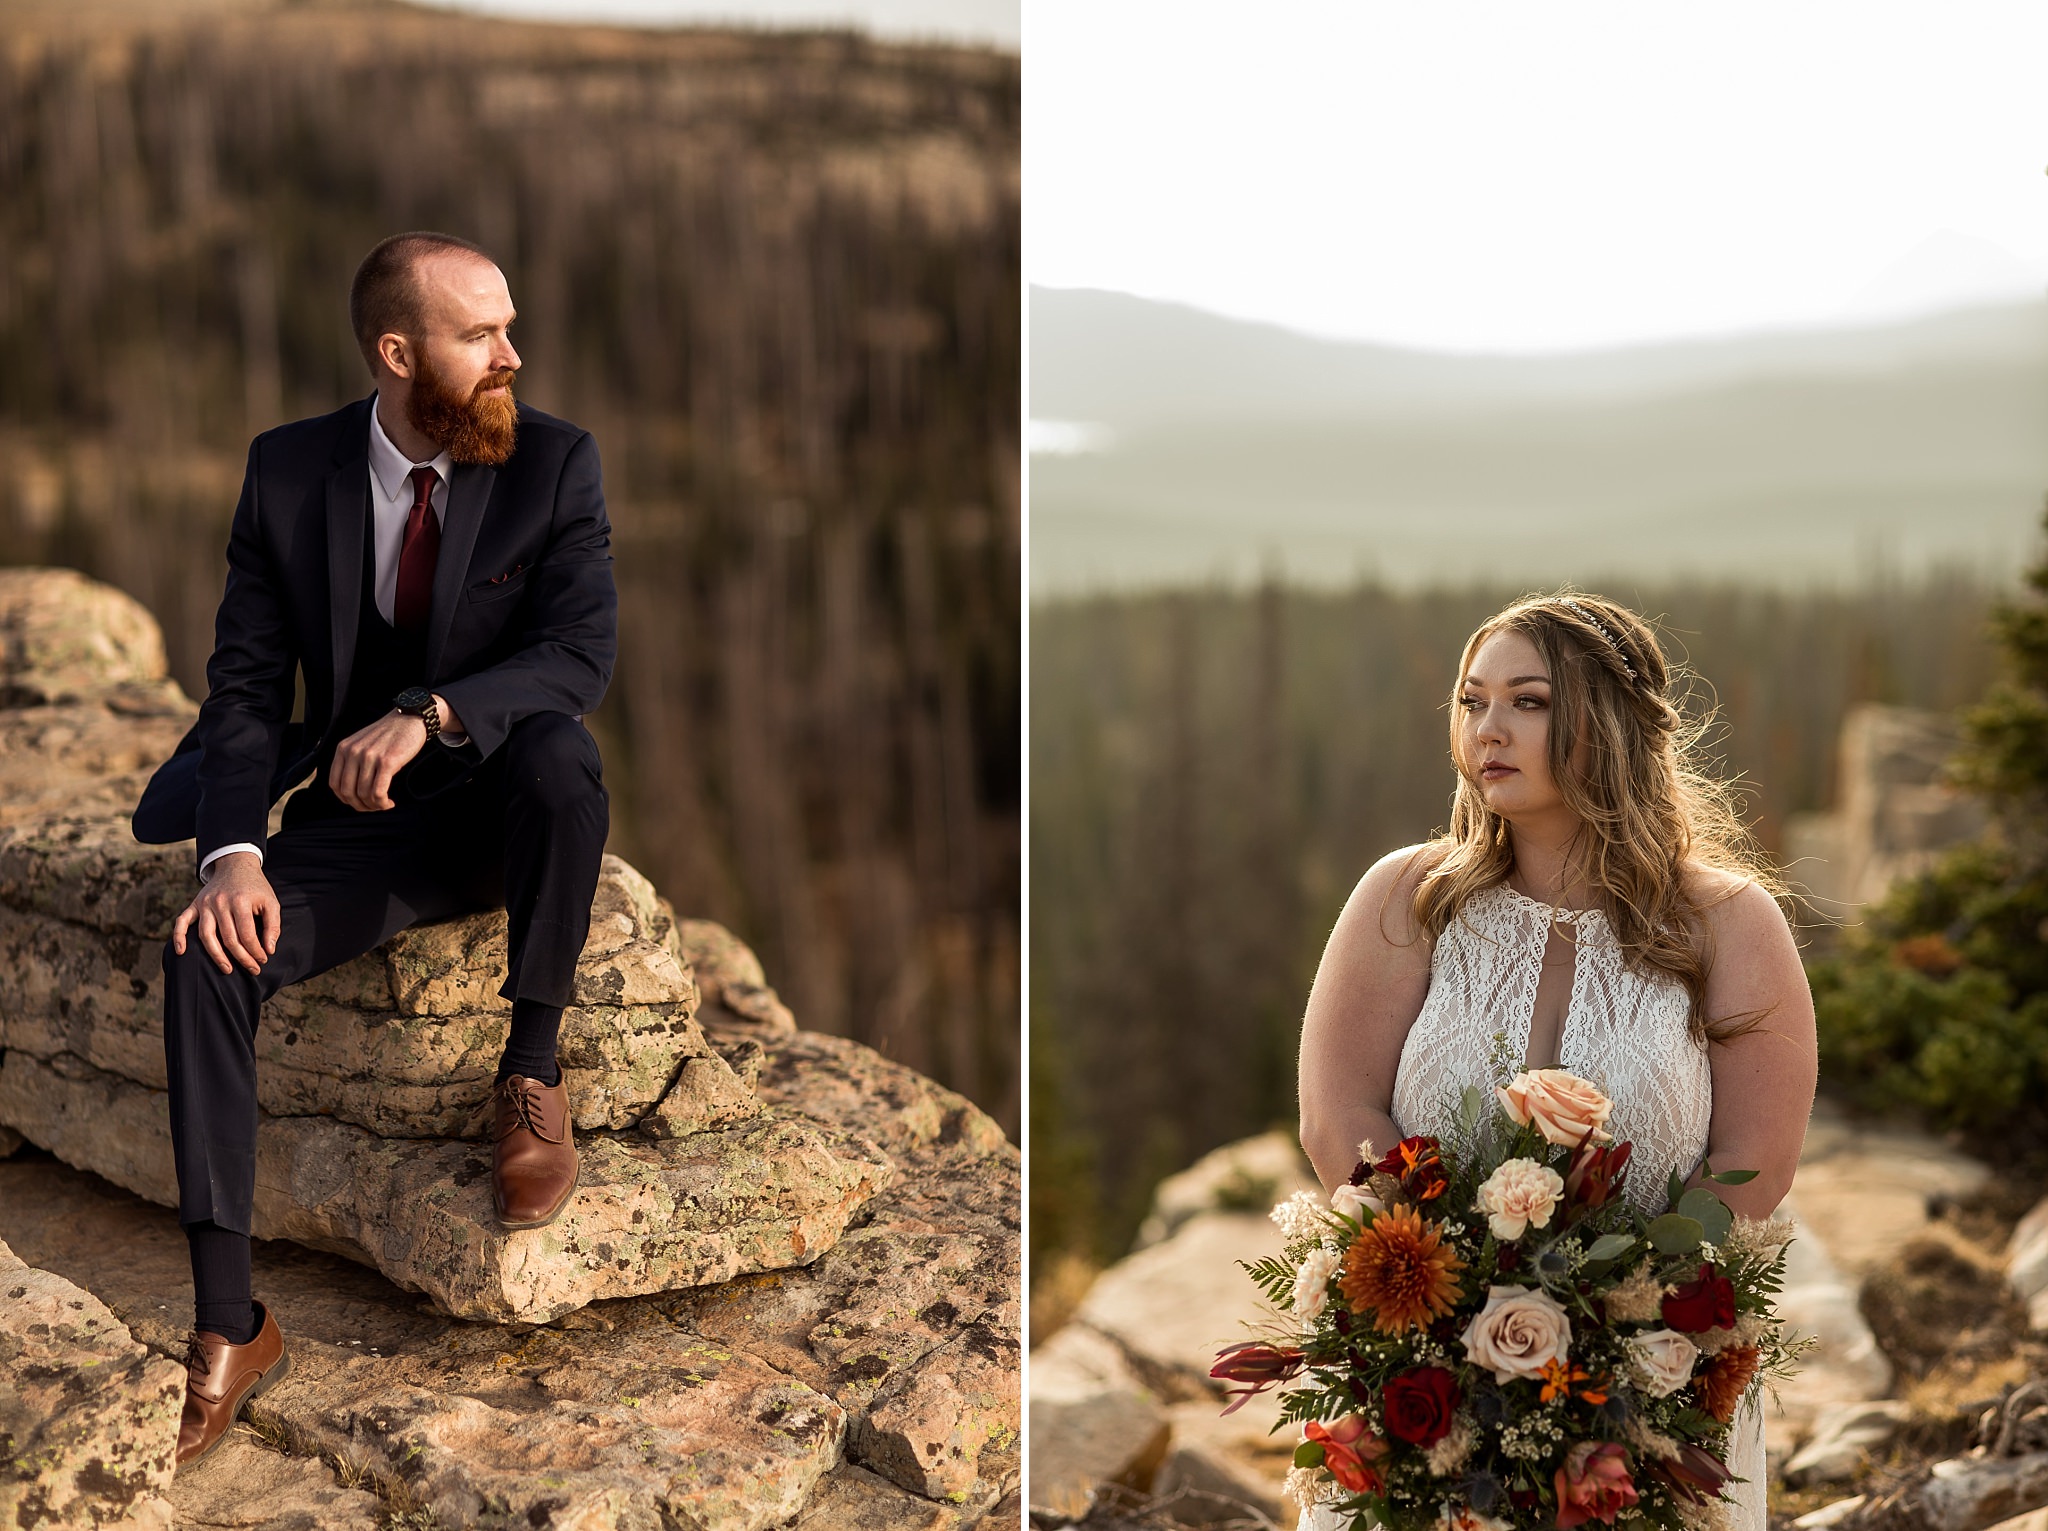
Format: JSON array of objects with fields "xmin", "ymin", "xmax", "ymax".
[{"xmin": 349, "ymin": 232, "xmax": 496, "ymax": 372}]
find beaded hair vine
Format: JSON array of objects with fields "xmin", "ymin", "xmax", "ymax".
[{"xmin": 1558, "ymin": 598, "xmax": 1638, "ymax": 682}]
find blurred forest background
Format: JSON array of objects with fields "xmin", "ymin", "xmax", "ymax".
[{"xmin": 0, "ymin": 0, "xmax": 1020, "ymax": 1131}]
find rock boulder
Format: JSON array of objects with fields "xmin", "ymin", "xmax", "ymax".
[{"xmin": 0, "ymin": 1232, "xmax": 184, "ymax": 1531}]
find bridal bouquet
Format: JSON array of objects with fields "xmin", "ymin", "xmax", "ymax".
[{"xmin": 1213, "ymin": 1070, "xmax": 1804, "ymax": 1531}]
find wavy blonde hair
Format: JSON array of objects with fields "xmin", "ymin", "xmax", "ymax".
[{"xmin": 1409, "ymin": 590, "xmax": 1787, "ymax": 1046}]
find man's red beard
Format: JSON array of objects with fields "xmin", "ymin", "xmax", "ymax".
[{"xmin": 405, "ymin": 351, "xmax": 517, "ymax": 466}]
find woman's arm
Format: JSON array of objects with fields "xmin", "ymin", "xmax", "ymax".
[
  {"xmin": 1298, "ymin": 846, "xmax": 1439, "ymax": 1194},
  {"xmin": 1693, "ymin": 878, "xmax": 1818, "ymax": 1219}
]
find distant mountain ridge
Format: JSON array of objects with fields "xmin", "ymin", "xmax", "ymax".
[{"xmin": 1030, "ymin": 287, "xmax": 2048, "ymax": 595}]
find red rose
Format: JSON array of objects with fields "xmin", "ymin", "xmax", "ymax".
[
  {"xmin": 1382, "ymin": 1366, "xmax": 1461, "ymax": 1447},
  {"xmin": 1661, "ymin": 1264, "xmax": 1736, "ymax": 1333}
]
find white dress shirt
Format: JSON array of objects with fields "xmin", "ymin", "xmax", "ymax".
[{"xmin": 200, "ymin": 398, "xmax": 466, "ymax": 882}]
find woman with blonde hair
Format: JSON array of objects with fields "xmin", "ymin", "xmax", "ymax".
[{"xmin": 1296, "ymin": 591, "xmax": 1816, "ymax": 1531}]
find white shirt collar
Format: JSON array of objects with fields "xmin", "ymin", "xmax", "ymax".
[{"xmin": 367, "ymin": 394, "xmax": 454, "ymax": 501}]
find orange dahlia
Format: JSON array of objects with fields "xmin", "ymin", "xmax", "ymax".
[
  {"xmin": 1338, "ymin": 1203, "xmax": 1466, "ymax": 1333},
  {"xmin": 1697, "ymin": 1345, "xmax": 1760, "ymax": 1422}
]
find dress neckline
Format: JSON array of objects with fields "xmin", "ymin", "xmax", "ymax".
[{"xmin": 1493, "ymin": 882, "xmax": 1605, "ymax": 927}]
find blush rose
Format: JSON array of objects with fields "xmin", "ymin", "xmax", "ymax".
[
  {"xmin": 1459, "ymin": 1285, "xmax": 1573, "ymax": 1383},
  {"xmin": 1622, "ymin": 1328, "xmax": 1699, "ymax": 1397},
  {"xmin": 1332, "ymin": 1182, "xmax": 1385, "ymax": 1223}
]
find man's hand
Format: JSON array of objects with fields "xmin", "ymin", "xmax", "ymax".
[
  {"xmin": 171, "ymin": 853, "xmax": 279, "ymax": 976},
  {"xmin": 330, "ymin": 709, "xmax": 429, "ymax": 810}
]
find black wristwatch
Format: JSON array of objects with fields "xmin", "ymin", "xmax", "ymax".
[{"xmin": 393, "ymin": 686, "xmax": 441, "ymax": 742}]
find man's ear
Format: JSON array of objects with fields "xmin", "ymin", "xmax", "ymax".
[{"xmin": 376, "ymin": 332, "xmax": 414, "ymax": 380}]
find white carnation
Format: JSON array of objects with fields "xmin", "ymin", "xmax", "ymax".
[
  {"xmin": 1473, "ymin": 1158, "xmax": 1564, "ymax": 1242},
  {"xmin": 1291, "ymin": 1245, "xmax": 1341, "ymax": 1323}
]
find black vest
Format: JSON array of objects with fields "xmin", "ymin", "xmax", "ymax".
[
  {"xmin": 290, "ymin": 505, "xmax": 431, "ymax": 821},
  {"xmin": 336, "ymin": 501, "xmax": 429, "ymax": 740}
]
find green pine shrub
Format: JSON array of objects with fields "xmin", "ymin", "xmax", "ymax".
[{"xmin": 1810, "ymin": 512, "xmax": 2048, "ymax": 1146}]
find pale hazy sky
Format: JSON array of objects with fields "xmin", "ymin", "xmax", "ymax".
[
  {"xmin": 421, "ymin": 0, "xmax": 1015, "ymax": 47},
  {"xmin": 1028, "ymin": 1, "xmax": 2048, "ymax": 352}
]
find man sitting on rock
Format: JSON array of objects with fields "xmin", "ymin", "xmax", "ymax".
[{"xmin": 131, "ymin": 231, "xmax": 616, "ymax": 1469}]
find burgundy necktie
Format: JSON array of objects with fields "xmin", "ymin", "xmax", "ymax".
[{"xmin": 393, "ymin": 465, "xmax": 440, "ymax": 632}]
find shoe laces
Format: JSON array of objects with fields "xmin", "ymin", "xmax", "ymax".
[
  {"xmin": 496, "ymin": 1075, "xmax": 565, "ymax": 1143},
  {"xmin": 182, "ymin": 1330, "xmax": 218, "ymax": 1380}
]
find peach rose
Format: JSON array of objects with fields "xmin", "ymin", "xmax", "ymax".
[
  {"xmin": 1459, "ymin": 1284, "xmax": 1572, "ymax": 1382},
  {"xmin": 1304, "ymin": 1415, "xmax": 1389, "ymax": 1495},
  {"xmin": 1623, "ymin": 1328, "xmax": 1699, "ymax": 1398},
  {"xmin": 1497, "ymin": 1069, "xmax": 1613, "ymax": 1148},
  {"xmin": 1474, "ymin": 1158, "xmax": 1564, "ymax": 1241}
]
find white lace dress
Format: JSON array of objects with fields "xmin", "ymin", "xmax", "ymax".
[{"xmin": 1304, "ymin": 882, "xmax": 1766, "ymax": 1531}]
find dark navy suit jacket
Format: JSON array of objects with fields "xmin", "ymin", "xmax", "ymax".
[{"xmin": 132, "ymin": 396, "xmax": 618, "ymax": 874}]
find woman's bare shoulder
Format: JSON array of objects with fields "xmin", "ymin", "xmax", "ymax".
[
  {"xmin": 1340, "ymin": 842, "xmax": 1448, "ymax": 952},
  {"xmin": 1681, "ymin": 862, "xmax": 1788, "ymax": 936}
]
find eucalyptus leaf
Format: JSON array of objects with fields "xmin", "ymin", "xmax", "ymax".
[
  {"xmin": 1295, "ymin": 1441, "xmax": 1326, "ymax": 1470},
  {"xmin": 1583, "ymin": 1232, "xmax": 1639, "ymax": 1263},
  {"xmin": 1459, "ymin": 1085, "xmax": 1487, "ymax": 1132},
  {"xmin": 1667, "ymin": 1170, "xmax": 1685, "ymax": 1209},
  {"xmin": 1676, "ymin": 1187, "xmax": 1734, "ymax": 1247},
  {"xmin": 1647, "ymin": 1213, "xmax": 1705, "ymax": 1255},
  {"xmin": 1709, "ymin": 1168, "xmax": 1760, "ymax": 1185}
]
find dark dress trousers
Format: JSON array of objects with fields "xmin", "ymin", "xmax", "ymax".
[{"xmin": 138, "ymin": 395, "xmax": 617, "ymax": 1237}]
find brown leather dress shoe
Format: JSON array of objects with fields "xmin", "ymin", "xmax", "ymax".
[
  {"xmin": 493, "ymin": 1072, "xmax": 578, "ymax": 1229},
  {"xmin": 175, "ymin": 1299, "xmax": 290, "ymax": 1471}
]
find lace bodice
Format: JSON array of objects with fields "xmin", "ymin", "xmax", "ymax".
[{"xmin": 1390, "ymin": 882, "xmax": 1712, "ymax": 1216}]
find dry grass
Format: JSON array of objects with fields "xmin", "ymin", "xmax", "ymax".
[{"xmin": 236, "ymin": 1402, "xmax": 450, "ymax": 1531}]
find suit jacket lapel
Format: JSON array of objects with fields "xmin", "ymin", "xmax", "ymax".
[
  {"xmin": 324, "ymin": 406, "xmax": 372, "ymax": 733},
  {"xmin": 424, "ymin": 461, "xmax": 494, "ymax": 682}
]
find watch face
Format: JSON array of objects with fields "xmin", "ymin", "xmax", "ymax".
[{"xmin": 394, "ymin": 687, "xmax": 433, "ymax": 712}]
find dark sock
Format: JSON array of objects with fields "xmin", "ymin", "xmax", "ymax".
[
  {"xmin": 496, "ymin": 998, "xmax": 564, "ymax": 1086},
  {"xmin": 186, "ymin": 1220, "xmax": 258, "ymax": 1344}
]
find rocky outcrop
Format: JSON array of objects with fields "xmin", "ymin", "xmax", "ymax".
[
  {"xmin": 0, "ymin": 1232, "xmax": 184, "ymax": 1531},
  {"xmin": 2007, "ymin": 1196, "xmax": 2048, "ymax": 1332},
  {"xmin": 0, "ymin": 569, "xmax": 1019, "ymax": 1525},
  {"xmin": 1029, "ymin": 1135, "xmax": 1315, "ymax": 1524},
  {"xmin": 1783, "ymin": 704, "xmax": 1988, "ymax": 921},
  {"xmin": 2, "ymin": 1031, "xmax": 1020, "ymax": 1529},
  {"xmin": 0, "ymin": 572, "xmax": 896, "ymax": 1323}
]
